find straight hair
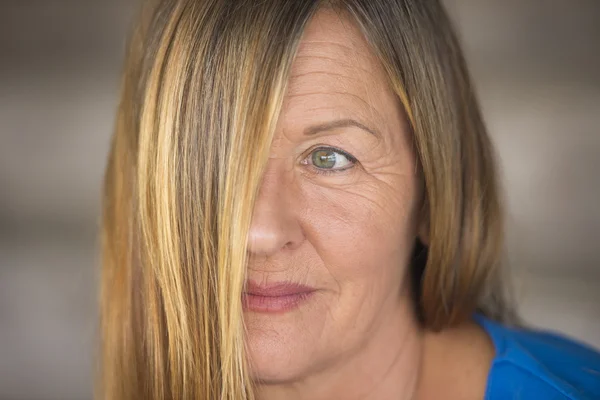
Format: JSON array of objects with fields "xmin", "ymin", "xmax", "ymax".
[{"xmin": 99, "ymin": 0, "xmax": 511, "ymax": 398}]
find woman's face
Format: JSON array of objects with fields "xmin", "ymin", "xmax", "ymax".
[{"xmin": 244, "ymin": 9, "xmax": 423, "ymax": 383}]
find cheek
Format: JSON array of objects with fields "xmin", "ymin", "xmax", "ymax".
[{"xmin": 301, "ymin": 175, "xmax": 419, "ymax": 301}]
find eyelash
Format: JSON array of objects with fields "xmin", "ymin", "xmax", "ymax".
[{"xmin": 302, "ymin": 146, "xmax": 358, "ymax": 176}]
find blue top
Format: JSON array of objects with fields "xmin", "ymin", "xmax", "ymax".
[{"xmin": 474, "ymin": 314, "xmax": 600, "ymax": 400}]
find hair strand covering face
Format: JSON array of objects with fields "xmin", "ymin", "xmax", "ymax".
[
  {"xmin": 100, "ymin": 0, "xmax": 319, "ymax": 398},
  {"xmin": 99, "ymin": 0, "xmax": 513, "ymax": 399}
]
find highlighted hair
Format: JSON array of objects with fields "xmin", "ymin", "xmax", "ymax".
[{"xmin": 99, "ymin": 0, "xmax": 511, "ymax": 398}]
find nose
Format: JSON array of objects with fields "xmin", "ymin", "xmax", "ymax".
[{"xmin": 247, "ymin": 165, "xmax": 305, "ymax": 258}]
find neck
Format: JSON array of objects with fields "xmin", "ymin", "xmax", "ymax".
[{"xmin": 255, "ymin": 292, "xmax": 423, "ymax": 400}]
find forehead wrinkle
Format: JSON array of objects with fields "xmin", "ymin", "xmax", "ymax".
[
  {"xmin": 293, "ymin": 55, "xmax": 373, "ymax": 75},
  {"xmin": 289, "ymin": 54, "xmax": 385, "ymax": 110},
  {"xmin": 297, "ymin": 23, "xmax": 377, "ymax": 59},
  {"xmin": 297, "ymin": 40, "xmax": 356, "ymax": 51},
  {"xmin": 295, "ymin": 39, "xmax": 376, "ymax": 71},
  {"xmin": 297, "ymin": 40, "xmax": 365, "ymax": 53},
  {"xmin": 302, "ymin": 106, "xmax": 344, "ymax": 113},
  {"xmin": 289, "ymin": 70, "xmax": 357, "ymax": 81},
  {"xmin": 287, "ymin": 71, "xmax": 378, "ymax": 106},
  {"xmin": 282, "ymin": 12, "xmax": 394, "ymax": 144},
  {"xmin": 286, "ymin": 91, "xmax": 380, "ymax": 119}
]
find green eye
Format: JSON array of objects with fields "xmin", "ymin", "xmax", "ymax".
[{"xmin": 310, "ymin": 148, "xmax": 355, "ymax": 171}]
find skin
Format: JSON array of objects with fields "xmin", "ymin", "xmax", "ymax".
[{"xmin": 244, "ymin": 8, "xmax": 494, "ymax": 400}]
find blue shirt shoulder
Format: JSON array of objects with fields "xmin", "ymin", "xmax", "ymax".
[{"xmin": 474, "ymin": 314, "xmax": 600, "ymax": 400}]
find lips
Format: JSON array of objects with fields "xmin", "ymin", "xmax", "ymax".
[{"xmin": 242, "ymin": 281, "xmax": 316, "ymax": 313}]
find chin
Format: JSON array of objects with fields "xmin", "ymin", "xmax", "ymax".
[
  {"xmin": 244, "ymin": 301, "xmax": 328, "ymax": 384},
  {"xmin": 243, "ymin": 289, "xmax": 330, "ymax": 383},
  {"xmin": 246, "ymin": 325, "xmax": 310, "ymax": 383}
]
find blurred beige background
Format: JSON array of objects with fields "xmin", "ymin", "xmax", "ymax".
[{"xmin": 0, "ymin": 1, "xmax": 599, "ymax": 399}]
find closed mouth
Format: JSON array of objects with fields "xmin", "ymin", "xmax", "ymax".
[{"xmin": 243, "ymin": 281, "xmax": 316, "ymax": 313}]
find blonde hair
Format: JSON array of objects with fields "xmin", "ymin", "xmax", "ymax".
[{"xmin": 99, "ymin": 0, "xmax": 511, "ymax": 399}]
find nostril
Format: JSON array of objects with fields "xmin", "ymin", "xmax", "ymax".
[{"xmin": 248, "ymin": 210, "xmax": 305, "ymax": 257}]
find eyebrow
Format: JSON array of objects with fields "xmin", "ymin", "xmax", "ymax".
[{"xmin": 303, "ymin": 118, "xmax": 380, "ymax": 139}]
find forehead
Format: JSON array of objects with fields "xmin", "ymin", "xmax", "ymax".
[{"xmin": 282, "ymin": 8, "xmax": 395, "ymax": 133}]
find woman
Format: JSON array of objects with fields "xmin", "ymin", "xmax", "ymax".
[{"xmin": 99, "ymin": 0, "xmax": 600, "ymax": 399}]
